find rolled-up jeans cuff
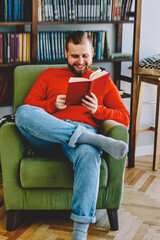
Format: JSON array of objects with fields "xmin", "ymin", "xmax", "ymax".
[
  {"xmin": 68, "ymin": 124, "xmax": 86, "ymax": 148},
  {"xmin": 70, "ymin": 212, "xmax": 96, "ymax": 224}
]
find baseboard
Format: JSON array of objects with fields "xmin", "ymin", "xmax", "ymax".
[{"xmin": 135, "ymin": 145, "xmax": 154, "ymax": 156}]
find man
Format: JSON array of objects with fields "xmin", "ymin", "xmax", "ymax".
[{"xmin": 15, "ymin": 31, "xmax": 130, "ymax": 240}]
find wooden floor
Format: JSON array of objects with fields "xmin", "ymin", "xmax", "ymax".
[{"xmin": 0, "ymin": 155, "xmax": 160, "ymax": 240}]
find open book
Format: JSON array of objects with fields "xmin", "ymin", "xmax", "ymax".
[{"xmin": 66, "ymin": 69, "xmax": 110, "ymax": 105}]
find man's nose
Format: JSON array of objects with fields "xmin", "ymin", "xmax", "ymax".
[{"xmin": 77, "ymin": 56, "xmax": 84, "ymax": 64}]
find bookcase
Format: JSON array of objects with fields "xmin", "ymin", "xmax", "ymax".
[{"xmin": 0, "ymin": 0, "xmax": 142, "ymax": 168}]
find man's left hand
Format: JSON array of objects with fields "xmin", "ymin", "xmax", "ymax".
[{"xmin": 81, "ymin": 92, "xmax": 98, "ymax": 114}]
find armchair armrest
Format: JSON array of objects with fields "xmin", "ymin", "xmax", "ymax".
[
  {"xmin": 0, "ymin": 122, "xmax": 25, "ymax": 210},
  {"xmin": 100, "ymin": 120, "xmax": 128, "ymax": 209}
]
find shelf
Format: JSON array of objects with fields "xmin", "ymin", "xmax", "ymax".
[
  {"xmin": 0, "ymin": 63, "xmax": 31, "ymax": 68},
  {"xmin": 121, "ymin": 93, "xmax": 132, "ymax": 98},
  {"xmin": 0, "ymin": 22, "xmax": 32, "ymax": 26},
  {"xmin": 38, "ymin": 20, "xmax": 135, "ymax": 25}
]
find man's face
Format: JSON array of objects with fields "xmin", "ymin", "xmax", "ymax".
[{"xmin": 65, "ymin": 40, "xmax": 94, "ymax": 76}]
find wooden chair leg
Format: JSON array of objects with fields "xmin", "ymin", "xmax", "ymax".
[
  {"xmin": 153, "ymin": 84, "xmax": 160, "ymax": 170},
  {"xmin": 7, "ymin": 210, "xmax": 26, "ymax": 231},
  {"xmin": 107, "ymin": 209, "xmax": 119, "ymax": 231}
]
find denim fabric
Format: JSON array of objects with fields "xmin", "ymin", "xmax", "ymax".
[{"xmin": 15, "ymin": 105, "xmax": 101, "ymax": 223}]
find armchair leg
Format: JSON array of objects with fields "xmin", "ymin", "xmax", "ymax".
[
  {"xmin": 107, "ymin": 209, "xmax": 119, "ymax": 231},
  {"xmin": 7, "ymin": 210, "xmax": 26, "ymax": 231}
]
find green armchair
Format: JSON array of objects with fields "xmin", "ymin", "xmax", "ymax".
[{"xmin": 0, "ymin": 65, "xmax": 128, "ymax": 231}]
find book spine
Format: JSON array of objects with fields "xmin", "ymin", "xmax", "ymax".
[
  {"xmin": 0, "ymin": 34, "xmax": 3, "ymax": 63},
  {"xmin": 19, "ymin": 33, "xmax": 23, "ymax": 62},
  {"xmin": 41, "ymin": 0, "xmax": 45, "ymax": 21},
  {"xmin": 7, "ymin": 33, "xmax": 10, "ymax": 63},
  {"xmin": 4, "ymin": 0, "xmax": 8, "ymax": 22},
  {"xmin": 96, "ymin": 31, "xmax": 102, "ymax": 60},
  {"xmin": 39, "ymin": 32, "xmax": 44, "ymax": 62},
  {"xmin": 26, "ymin": 33, "xmax": 31, "ymax": 62},
  {"xmin": 54, "ymin": 32, "xmax": 58, "ymax": 61},
  {"xmin": 53, "ymin": 0, "xmax": 58, "ymax": 20},
  {"xmin": 15, "ymin": 33, "xmax": 19, "ymax": 62},
  {"xmin": 14, "ymin": 0, "xmax": 19, "ymax": 21},
  {"xmin": 10, "ymin": 33, "xmax": 15, "ymax": 63},
  {"xmin": 68, "ymin": 0, "xmax": 72, "ymax": 21},
  {"xmin": 22, "ymin": 33, "xmax": 27, "ymax": 62},
  {"xmin": 8, "ymin": 0, "xmax": 12, "ymax": 22},
  {"xmin": 3, "ymin": 34, "xmax": 7, "ymax": 63},
  {"xmin": 50, "ymin": 0, "xmax": 54, "ymax": 21},
  {"xmin": 43, "ymin": 32, "xmax": 47, "ymax": 61},
  {"xmin": 50, "ymin": 32, "xmax": 55, "ymax": 61},
  {"xmin": 21, "ymin": 0, "xmax": 25, "ymax": 21},
  {"xmin": 38, "ymin": 0, "xmax": 42, "ymax": 21}
]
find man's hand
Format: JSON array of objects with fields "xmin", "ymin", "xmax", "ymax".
[
  {"xmin": 55, "ymin": 95, "xmax": 67, "ymax": 110},
  {"xmin": 81, "ymin": 92, "xmax": 98, "ymax": 114}
]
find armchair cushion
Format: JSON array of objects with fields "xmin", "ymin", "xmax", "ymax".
[{"xmin": 20, "ymin": 156, "xmax": 108, "ymax": 188}]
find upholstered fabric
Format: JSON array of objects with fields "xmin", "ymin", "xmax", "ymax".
[
  {"xmin": 129, "ymin": 54, "xmax": 160, "ymax": 76},
  {"xmin": 20, "ymin": 157, "xmax": 108, "ymax": 188}
]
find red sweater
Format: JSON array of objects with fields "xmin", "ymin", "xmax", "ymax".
[{"xmin": 24, "ymin": 67, "xmax": 130, "ymax": 129}]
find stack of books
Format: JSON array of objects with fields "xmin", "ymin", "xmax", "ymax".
[
  {"xmin": 37, "ymin": 31, "xmax": 111, "ymax": 63},
  {"xmin": 38, "ymin": 0, "xmax": 133, "ymax": 22},
  {"xmin": 0, "ymin": 33, "xmax": 31, "ymax": 64}
]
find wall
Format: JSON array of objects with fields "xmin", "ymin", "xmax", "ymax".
[{"xmin": 135, "ymin": 0, "xmax": 160, "ymax": 155}]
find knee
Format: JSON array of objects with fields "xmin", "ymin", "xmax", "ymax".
[
  {"xmin": 76, "ymin": 144, "xmax": 101, "ymax": 164},
  {"xmin": 15, "ymin": 105, "xmax": 34, "ymax": 127}
]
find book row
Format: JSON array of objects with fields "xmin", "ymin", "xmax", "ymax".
[
  {"xmin": 38, "ymin": 0, "xmax": 133, "ymax": 22},
  {"xmin": 0, "ymin": 33, "xmax": 31, "ymax": 64},
  {"xmin": 0, "ymin": 0, "xmax": 31, "ymax": 22},
  {"xmin": 37, "ymin": 31, "xmax": 110, "ymax": 63}
]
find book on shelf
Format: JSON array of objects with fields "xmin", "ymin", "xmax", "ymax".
[
  {"xmin": 66, "ymin": 69, "xmax": 110, "ymax": 105},
  {"xmin": 0, "ymin": 34, "xmax": 3, "ymax": 64},
  {"xmin": 110, "ymin": 52, "xmax": 132, "ymax": 59}
]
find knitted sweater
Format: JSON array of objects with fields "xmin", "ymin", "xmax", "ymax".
[{"xmin": 24, "ymin": 67, "xmax": 130, "ymax": 129}]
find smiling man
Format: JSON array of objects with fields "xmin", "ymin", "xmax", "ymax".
[{"xmin": 15, "ymin": 31, "xmax": 130, "ymax": 240}]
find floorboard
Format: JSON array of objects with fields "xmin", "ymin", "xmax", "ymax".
[{"xmin": 0, "ymin": 155, "xmax": 160, "ymax": 239}]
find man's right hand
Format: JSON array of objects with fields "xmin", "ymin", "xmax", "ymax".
[{"xmin": 55, "ymin": 95, "xmax": 67, "ymax": 110}]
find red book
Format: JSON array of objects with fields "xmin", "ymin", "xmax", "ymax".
[{"xmin": 66, "ymin": 70, "xmax": 110, "ymax": 105}]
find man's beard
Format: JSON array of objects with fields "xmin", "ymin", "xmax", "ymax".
[{"xmin": 67, "ymin": 62, "xmax": 91, "ymax": 76}]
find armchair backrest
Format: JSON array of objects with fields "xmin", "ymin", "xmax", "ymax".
[{"xmin": 13, "ymin": 64, "xmax": 99, "ymax": 113}]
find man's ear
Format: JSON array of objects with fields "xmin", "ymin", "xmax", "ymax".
[
  {"xmin": 65, "ymin": 49, "xmax": 68, "ymax": 58},
  {"xmin": 91, "ymin": 47, "xmax": 94, "ymax": 58}
]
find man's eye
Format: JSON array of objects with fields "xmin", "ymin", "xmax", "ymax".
[
  {"xmin": 72, "ymin": 55, "xmax": 78, "ymax": 58},
  {"xmin": 83, "ymin": 55, "xmax": 89, "ymax": 58}
]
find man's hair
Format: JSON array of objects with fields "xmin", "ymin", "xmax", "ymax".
[{"xmin": 65, "ymin": 31, "xmax": 92, "ymax": 51}]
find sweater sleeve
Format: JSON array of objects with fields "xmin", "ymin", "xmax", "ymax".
[
  {"xmin": 92, "ymin": 78, "xmax": 130, "ymax": 127},
  {"xmin": 24, "ymin": 74, "xmax": 57, "ymax": 113}
]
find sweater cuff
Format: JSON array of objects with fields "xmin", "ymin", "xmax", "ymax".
[
  {"xmin": 47, "ymin": 96, "xmax": 57, "ymax": 113},
  {"xmin": 92, "ymin": 105, "xmax": 106, "ymax": 120}
]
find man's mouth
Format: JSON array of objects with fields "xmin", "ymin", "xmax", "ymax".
[{"xmin": 74, "ymin": 64, "xmax": 86, "ymax": 69}]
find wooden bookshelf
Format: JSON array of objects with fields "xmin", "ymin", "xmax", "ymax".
[{"xmin": 0, "ymin": 0, "xmax": 142, "ymax": 168}]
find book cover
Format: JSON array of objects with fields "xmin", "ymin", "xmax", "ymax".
[{"xmin": 66, "ymin": 70, "xmax": 110, "ymax": 105}]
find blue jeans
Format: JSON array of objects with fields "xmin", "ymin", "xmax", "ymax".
[{"xmin": 15, "ymin": 105, "xmax": 101, "ymax": 224}]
